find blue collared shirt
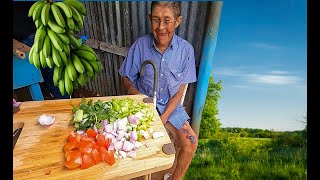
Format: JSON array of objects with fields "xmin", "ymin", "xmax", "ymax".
[{"xmin": 119, "ymin": 33, "xmax": 197, "ymax": 130}]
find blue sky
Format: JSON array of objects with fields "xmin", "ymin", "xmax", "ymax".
[{"xmin": 212, "ymin": 0, "xmax": 307, "ymax": 131}]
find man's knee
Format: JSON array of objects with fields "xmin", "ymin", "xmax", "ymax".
[{"xmin": 180, "ymin": 135, "xmax": 198, "ymax": 154}]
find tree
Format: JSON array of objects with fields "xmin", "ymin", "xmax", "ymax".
[{"xmin": 199, "ymin": 76, "xmax": 223, "ymax": 139}]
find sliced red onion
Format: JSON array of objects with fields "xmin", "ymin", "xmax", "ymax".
[
  {"xmin": 130, "ymin": 131, "xmax": 138, "ymax": 142},
  {"xmin": 105, "ymin": 124, "xmax": 114, "ymax": 133},
  {"xmin": 114, "ymin": 141, "xmax": 123, "ymax": 151},
  {"xmin": 13, "ymin": 102, "xmax": 22, "ymax": 108},
  {"xmin": 127, "ymin": 150, "xmax": 137, "ymax": 158},
  {"xmin": 105, "ymin": 133, "xmax": 115, "ymax": 140},
  {"xmin": 13, "ymin": 98, "xmax": 17, "ymax": 104},
  {"xmin": 103, "ymin": 119, "xmax": 109, "ymax": 126},
  {"xmin": 128, "ymin": 115, "xmax": 139, "ymax": 125},
  {"xmin": 38, "ymin": 114, "xmax": 55, "ymax": 126},
  {"xmin": 122, "ymin": 140, "xmax": 134, "ymax": 152},
  {"xmin": 117, "ymin": 118, "xmax": 128, "ymax": 130},
  {"xmin": 117, "ymin": 130, "xmax": 125, "ymax": 140},
  {"xmin": 119, "ymin": 150, "xmax": 127, "ymax": 158}
]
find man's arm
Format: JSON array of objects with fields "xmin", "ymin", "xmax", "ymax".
[
  {"xmin": 160, "ymin": 84, "xmax": 186, "ymax": 124},
  {"xmin": 122, "ymin": 77, "xmax": 142, "ymax": 95}
]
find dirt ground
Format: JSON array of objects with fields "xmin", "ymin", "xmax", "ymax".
[{"xmin": 13, "ymin": 83, "xmax": 175, "ymax": 180}]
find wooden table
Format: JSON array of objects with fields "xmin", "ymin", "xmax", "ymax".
[{"xmin": 13, "ymin": 95, "xmax": 175, "ymax": 180}]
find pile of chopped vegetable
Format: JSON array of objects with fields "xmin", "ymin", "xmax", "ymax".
[{"xmin": 63, "ymin": 97, "xmax": 163, "ymax": 170}]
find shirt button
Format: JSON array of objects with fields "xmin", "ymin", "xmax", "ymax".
[
  {"xmin": 160, "ymin": 73, "xmax": 163, "ymax": 76},
  {"xmin": 160, "ymin": 88, "xmax": 163, "ymax": 90},
  {"xmin": 178, "ymin": 74, "xmax": 181, "ymax": 77},
  {"xmin": 162, "ymin": 59, "xmax": 164, "ymax": 61},
  {"xmin": 160, "ymin": 99, "xmax": 163, "ymax": 101}
]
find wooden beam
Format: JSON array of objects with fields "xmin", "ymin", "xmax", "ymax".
[{"xmin": 84, "ymin": 39, "xmax": 129, "ymax": 57}]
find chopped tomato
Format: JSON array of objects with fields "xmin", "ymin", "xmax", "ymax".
[
  {"xmin": 105, "ymin": 150, "xmax": 116, "ymax": 166},
  {"xmin": 93, "ymin": 144, "xmax": 101, "ymax": 152},
  {"xmin": 63, "ymin": 142, "xmax": 77, "ymax": 152},
  {"xmin": 67, "ymin": 131, "xmax": 81, "ymax": 143},
  {"xmin": 96, "ymin": 134, "xmax": 106, "ymax": 147},
  {"xmin": 91, "ymin": 149, "xmax": 102, "ymax": 164},
  {"xmin": 64, "ymin": 151, "xmax": 82, "ymax": 170},
  {"xmin": 78, "ymin": 141, "xmax": 94, "ymax": 154},
  {"xmin": 80, "ymin": 154, "xmax": 96, "ymax": 169},
  {"xmin": 100, "ymin": 146, "xmax": 108, "ymax": 161},
  {"xmin": 86, "ymin": 128, "xmax": 97, "ymax": 139},
  {"xmin": 81, "ymin": 136, "xmax": 95, "ymax": 142}
]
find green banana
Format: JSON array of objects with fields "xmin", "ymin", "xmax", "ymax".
[
  {"xmin": 88, "ymin": 59, "xmax": 102, "ymax": 73},
  {"xmin": 51, "ymin": 43, "xmax": 62, "ymax": 67},
  {"xmin": 66, "ymin": 57, "xmax": 78, "ymax": 81},
  {"xmin": 80, "ymin": 58, "xmax": 94, "ymax": 77},
  {"xmin": 51, "ymin": 3, "xmax": 66, "ymax": 28},
  {"xmin": 28, "ymin": 1, "xmax": 43, "ymax": 17},
  {"xmin": 75, "ymin": 49, "xmax": 96, "ymax": 61},
  {"xmin": 32, "ymin": 2, "xmax": 45, "ymax": 21},
  {"xmin": 66, "ymin": 18, "xmax": 75, "ymax": 30},
  {"xmin": 78, "ymin": 45, "xmax": 98, "ymax": 58},
  {"xmin": 41, "ymin": 3, "xmax": 50, "ymax": 26},
  {"xmin": 68, "ymin": 5, "xmax": 82, "ymax": 24},
  {"xmin": 34, "ymin": 27, "xmax": 47, "ymax": 52},
  {"xmin": 71, "ymin": 53, "xmax": 85, "ymax": 74},
  {"xmin": 54, "ymin": 2, "xmax": 72, "ymax": 18},
  {"xmin": 64, "ymin": 0, "xmax": 86, "ymax": 16},
  {"xmin": 47, "ymin": 29, "xmax": 64, "ymax": 52},
  {"xmin": 45, "ymin": 55, "xmax": 55, "ymax": 68},
  {"xmin": 39, "ymin": 50, "xmax": 47, "ymax": 68},
  {"xmin": 59, "ymin": 50, "xmax": 68, "ymax": 65},
  {"xmin": 53, "ymin": 66, "xmax": 63, "ymax": 86},
  {"xmin": 57, "ymin": 33, "xmax": 70, "ymax": 44},
  {"xmin": 42, "ymin": 35, "xmax": 51, "ymax": 57},
  {"xmin": 67, "ymin": 34, "xmax": 81, "ymax": 49},
  {"xmin": 48, "ymin": 19, "xmax": 66, "ymax": 34},
  {"xmin": 35, "ymin": 19, "xmax": 43, "ymax": 29},
  {"xmin": 63, "ymin": 43, "xmax": 70, "ymax": 56},
  {"xmin": 58, "ymin": 78, "xmax": 65, "ymax": 96},
  {"xmin": 77, "ymin": 72, "xmax": 87, "ymax": 86},
  {"xmin": 28, "ymin": 45, "xmax": 35, "ymax": 65},
  {"xmin": 64, "ymin": 69, "xmax": 73, "ymax": 95},
  {"xmin": 32, "ymin": 50, "xmax": 41, "ymax": 69}
]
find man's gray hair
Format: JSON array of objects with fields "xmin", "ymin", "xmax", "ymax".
[{"xmin": 151, "ymin": 1, "xmax": 181, "ymax": 19}]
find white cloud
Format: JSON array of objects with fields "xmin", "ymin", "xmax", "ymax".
[
  {"xmin": 246, "ymin": 74, "xmax": 303, "ymax": 85},
  {"xmin": 214, "ymin": 67, "xmax": 304, "ymax": 86},
  {"xmin": 246, "ymin": 42, "xmax": 282, "ymax": 49}
]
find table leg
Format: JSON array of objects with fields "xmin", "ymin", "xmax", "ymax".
[
  {"xmin": 144, "ymin": 173, "xmax": 151, "ymax": 180},
  {"xmin": 28, "ymin": 83, "xmax": 44, "ymax": 101}
]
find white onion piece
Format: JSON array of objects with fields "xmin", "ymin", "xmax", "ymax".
[
  {"xmin": 152, "ymin": 131, "xmax": 164, "ymax": 139},
  {"xmin": 38, "ymin": 114, "xmax": 55, "ymax": 126},
  {"xmin": 76, "ymin": 130, "xmax": 85, "ymax": 135},
  {"xmin": 127, "ymin": 150, "xmax": 137, "ymax": 158},
  {"xmin": 13, "ymin": 102, "xmax": 22, "ymax": 108}
]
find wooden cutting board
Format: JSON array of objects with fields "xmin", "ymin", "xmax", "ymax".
[{"xmin": 13, "ymin": 95, "xmax": 175, "ymax": 180}]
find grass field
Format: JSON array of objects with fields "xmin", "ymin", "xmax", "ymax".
[{"xmin": 184, "ymin": 138, "xmax": 307, "ymax": 180}]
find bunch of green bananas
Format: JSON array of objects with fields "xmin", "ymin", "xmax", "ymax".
[{"xmin": 28, "ymin": 0, "xmax": 103, "ymax": 96}]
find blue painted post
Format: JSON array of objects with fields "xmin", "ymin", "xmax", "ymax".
[{"xmin": 191, "ymin": 1, "xmax": 223, "ymax": 137}]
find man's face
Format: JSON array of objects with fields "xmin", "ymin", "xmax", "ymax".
[{"xmin": 150, "ymin": 5, "xmax": 182, "ymax": 49}]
